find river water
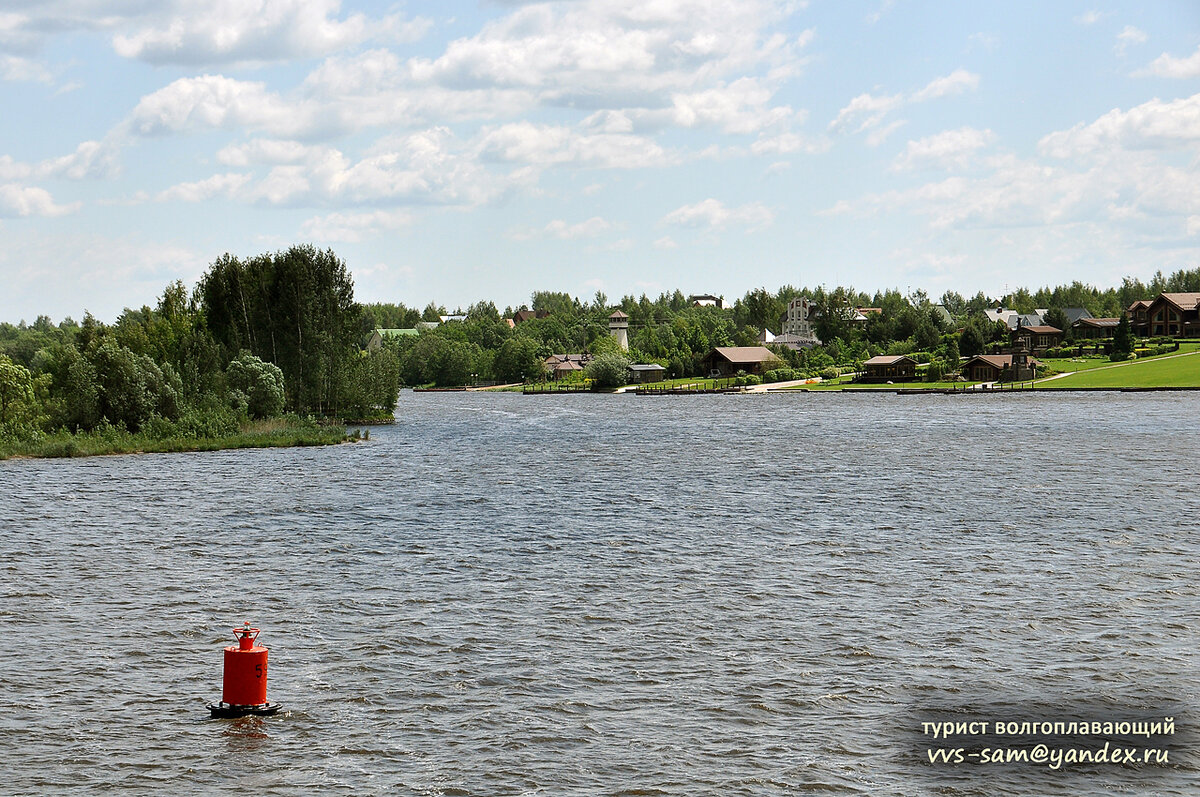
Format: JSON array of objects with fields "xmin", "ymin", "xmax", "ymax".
[{"xmin": 1, "ymin": 390, "xmax": 1198, "ymax": 796}]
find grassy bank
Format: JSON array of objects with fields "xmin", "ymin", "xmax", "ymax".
[
  {"xmin": 0, "ymin": 417, "xmax": 356, "ymax": 461},
  {"xmin": 1038, "ymin": 350, "xmax": 1200, "ymax": 388}
]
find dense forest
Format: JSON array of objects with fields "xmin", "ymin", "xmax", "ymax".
[
  {"xmin": 3, "ymin": 249, "xmax": 1198, "ymax": 448},
  {"xmin": 0, "ymin": 245, "xmax": 399, "ymax": 448}
]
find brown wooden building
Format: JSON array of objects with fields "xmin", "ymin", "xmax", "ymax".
[
  {"xmin": 700, "ymin": 346, "xmax": 783, "ymax": 377},
  {"xmin": 1144, "ymin": 293, "xmax": 1200, "ymax": 337},
  {"xmin": 1127, "ymin": 300, "xmax": 1152, "ymax": 336},
  {"xmin": 1072, "ymin": 317, "xmax": 1119, "ymax": 339},
  {"xmin": 962, "ymin": 354, "xmax": 1011, "ymax": 382},
  {"xmin": 1011, "ymin": 325, "xmax": 1062, "ymax": 352},
  {"xmin": 860, "ymin": 355, "xmax": 917, "ymax": 382}
]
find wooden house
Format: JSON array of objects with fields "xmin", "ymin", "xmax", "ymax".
[
  {"xmin": 699, "ymin": 346, "xmax": 783, "ymax": 377},
  {"xmin": 860, "ymin": 355, "xmax": 917, "ymax": 382}
]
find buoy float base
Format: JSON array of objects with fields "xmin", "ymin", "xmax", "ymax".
[{"xmin": 206, "ymin": 701, "xmax": 281, "ymax": 719}]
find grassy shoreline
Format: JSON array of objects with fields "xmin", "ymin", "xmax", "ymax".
[{"xmin": 0, "ymin": 417, "xmax": 357, "ymax": 461}]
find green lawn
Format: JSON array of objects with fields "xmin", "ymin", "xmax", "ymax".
[
  {"xmin": 1038, "ymin": 351, "xmax": 1200, "ymax": 388},
  {"xmin": 1038, "ymin": 341, "xmax": 1200, "ymax": 376}
]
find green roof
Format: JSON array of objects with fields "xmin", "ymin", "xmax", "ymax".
[{"xmin": 376, "ymin": 328, "xmax": 419, "ymax": 337}]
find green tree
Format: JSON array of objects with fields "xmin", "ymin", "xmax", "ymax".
[
  {"xmin": 1113, "ymin": 313, "xmax": 1134, "ymax": 355},
  {"xmin": 0, "ymin": 355, "xmax": 39, "ymax": 434},
  {"xmin": 493, "ymin": 336, "xmax": 546, "ymax": 383},
  {"xmin": 226, "ymin": 352, "xmax": 286, "ymax": 419},
  {"xmin": 199, "ymin": 246, "xmax": 363, "ymax": 414},
  {"xmin": 960, "ymin": 322, "xmax": 985, "ymax": 358},
  {"xmin": 585, "ymin": 352, "xmax": 631, "ymax": 389},
  {"xmin": 1042, "ymin": 307, "xmax": 1069, "ymax": 334}
]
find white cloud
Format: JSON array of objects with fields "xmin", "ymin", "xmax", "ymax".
[
  {"xmin": 831, "ymin": 69, "xmax": 980, "ymax": 139},
  {"xmin": 1038, "ymin": 93, "xmax": 1200, "ymax": 158},
  {"xmin": 0, "ymin": 140, "xmax": 119, "ymax": 181},
  {"xmin": 216, "ymin": 138, "xmax": 317, "ymax": 166},
  {"xmin": 544, "ymin": 216, "xmax": 612, "ymax": 239},
  {"xmin": 893, "ymin": 127, "xmax": 995, "ymax": 171},
  {"xmin": 911, "ymin": 69, "xmax": 980, "ymax": 102},
  {"xmin": 0, "ymin": 183, "xmax": 80, "ymax": 217},
  {"xmin": 866, "ymin": 119, "xmax": 906, "ymax": 147},
  {"xmin": 1115, "ymin": 26, "xmax": 1147, "ymax": 57},
  {"xmin": 751, "ymin": 131, "xmax": 827, "ymax": 155},
  {"xmin": 0, "ymin": 54, "xmax": 52, "ymax": 83},
  {"xmin": 407, "ymin": 0, "xmax": 803, "ymax": 109},
  {"xmin": 666, "ymin": 78, "xmax": 795, "ymax": 134},
  {"xmin": 111, "ymin": 0, "xmax": 430, "ymax": 66},
  {"xmin": 156, "ymin": 172, "xmax": 251, "ymax": 202},
  {"xmin": 509, "ymin": 216, "xmax": 612, "ymax": 241},
  {"xmin": 0, "ymin": 1, "xmax": 429, "ymax": 74},
  {"xmin": 1140, "ymin": 45, "xmax": 1200, "ymax": 78},
  {"xmin": 300, "ymin": 209, "xmax": 413, "ymax": 242},
  {"xmin": 126, "ymin": 75, "xmax": 318, "ymax": 138},
  {"xmin": 477, "ymin": 121, "xmax": 671, "ymax": 169},
  {"xmin": 653, "ymin": 235, "xmax": 678, "ymax": 249},
  {"xmin": 1074, "ymin": 10, "xmax": 1111, "ymax": 26},
  {"xmin": 661, "ymin": 198, "xmax": 774, "ymax": 231},
  {"xmin": 828, "ymin": 91, "xmax": 903, "ymax": 133},
  {"xmin": 866, "ymin": 0, "xmax": 894, "ymax": 25}
]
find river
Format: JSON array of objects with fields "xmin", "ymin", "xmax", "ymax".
[{"xmin": 2, "ymin": 390, "xmax": 1197, "ymax": 795}]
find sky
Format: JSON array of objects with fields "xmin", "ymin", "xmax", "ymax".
[{"xmin": 2, "ymin": 1, "xmax": 1200, "ymax": 323}]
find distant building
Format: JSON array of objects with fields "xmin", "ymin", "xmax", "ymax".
[
  {"xmin": 1062, "ymin": 307, "xmax": 1094, "ymax": 325},
  {"xmin": 779, "ymin": 297, "xmax": 821, "ymax": 346},
  {"xmin": 544, "ymin": 354, "xmax": 591, "ymax": 380},
  {"xmin": 769, "ymin": 333, "xmax": 820, "ymax": 351},
  {"xmin": 512, "ymin": 309, "xmax": 551, "ymax": 324},
  {"xmin": 609, "ymin": 310, "xmax": 629, "ymax": 351},
  {"xmin": 689, "ymin": 294, "xmax": 724, "ymax": 308},
  {"xmin": 853, "ymin": 307, "xmax": 882, "ymax": 326},
  {"xmin": 366, "ymin": 328, "xmax": 419, "ymax": 351},
  {"xmin": 984, "ymin": 307, "xmax": 1021, "ymax": 330}
]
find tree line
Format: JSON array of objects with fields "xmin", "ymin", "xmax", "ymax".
[
  {"xmin": 358, "ymin": 266, "xmax": 1200, "ymax": 388},
  {"xmin": 4, "ymin": 252, "xmax": 1197, "ymax": 436},
  {"xmin": 0, "ymin": 245, "xmax": 400, "ymax": 443}
]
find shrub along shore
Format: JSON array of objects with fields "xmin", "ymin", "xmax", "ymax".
[{"xmin": 0, "ymin": 416, "xmax": 363, "ymax": 461}]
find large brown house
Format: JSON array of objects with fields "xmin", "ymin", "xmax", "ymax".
[
  {"xmin": 700, "ymin": 346, "xmax": 783, "ymax": 377},
  {"xmin": 1143, "ymin": 293, "xmax": 1200, "ymax": 337}
]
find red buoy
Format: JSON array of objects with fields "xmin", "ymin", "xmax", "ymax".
[{"xmin": 207, "ymin": 622, "xmax": 281, "ymax": 718}]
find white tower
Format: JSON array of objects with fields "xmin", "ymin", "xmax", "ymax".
[{"xmin": 609, "ymin": 310, "xmax": 629, "ymax": 351}]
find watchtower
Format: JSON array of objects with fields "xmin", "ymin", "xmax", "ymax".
[{"xmin": 609, "ymin": 310, "xmax": 629, "ymax": 351}]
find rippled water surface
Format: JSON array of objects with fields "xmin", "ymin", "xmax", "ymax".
[{"xmin": 2, "ymin": 391, "xmax": 1199, "ymax": 795}]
